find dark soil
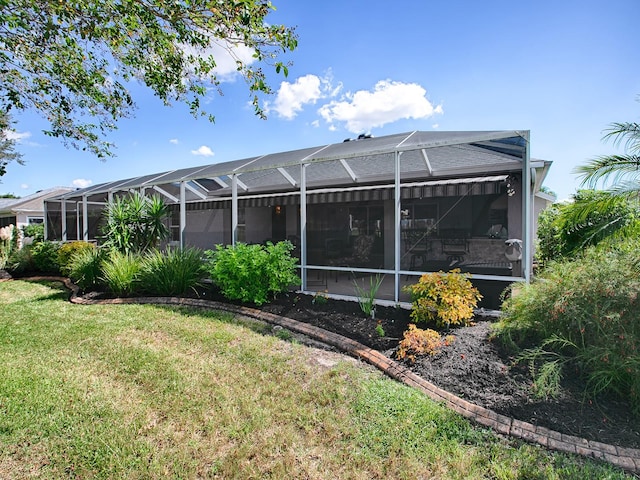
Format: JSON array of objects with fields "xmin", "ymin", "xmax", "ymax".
[{"xmin": 234, "ymin": 290, "xmax": 640, "ymax": 450}]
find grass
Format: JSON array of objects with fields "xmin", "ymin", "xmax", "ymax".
[{"xmin": 0, "ymin": 280, "xmax": 633, "ymax": 479}]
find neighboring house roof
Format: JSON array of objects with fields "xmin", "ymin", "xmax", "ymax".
[
  {"xmin": 49, "ymin": 130, "xmax": 548, "ymax": 205},
  {"xmin": 0, "ymin": 187, "xmax": 75, "ymax": 216}
]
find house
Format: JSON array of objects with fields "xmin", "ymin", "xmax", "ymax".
[
  {"xmin": 0, "ymin": 187, "xmax": 74, "ymax": 230},
  {"xmin": 44, "ymin": 131, "xmax": 552, "ymax": 309}
]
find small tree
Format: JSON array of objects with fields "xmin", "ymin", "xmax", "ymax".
[
  {"xmin": 101, "ymin": 192, "xmax": 169, "ymax": 254},
  {"xmin": 1, "ymin": 0, "xmax": 297, "ymax": 158}
]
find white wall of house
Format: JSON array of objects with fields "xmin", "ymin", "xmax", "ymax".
[{"xmin": 16, "ymin": 212, "xmax": 45, "ymax": 230}]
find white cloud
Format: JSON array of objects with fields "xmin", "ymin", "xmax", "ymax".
[
  {"xmin": 265, "ymin": 72, "xmax": 338, "ymax": 120},
  {"xmin": 191, "ymin": 145, "xmax": 214, "ymax": 157},
  {"xmin": 20, "ymin": 183, "xmax": 29, "ymax": 190},
  {"xmin": 169, "ymin": 138, "xmax": 179, "ymax": 145},
  {"xmin": 72, "ymin": 178, "xmax": 93, "ymax": 189},
  {"xmin": 265, "ymin": 74, "xmax": 322, "ymax": 119},
  {"xmin": 181, "ymin": 37, "xmax": 256, "ymax": 82},
  {"xmin": 3, "ymin": 130, "xmax": 31, "ymax": 142},
  {"xmin": 318, "ymin": 80, "xmax": 443, "ymax": 133}
]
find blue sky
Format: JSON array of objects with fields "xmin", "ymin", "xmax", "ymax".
[{"xmin": 2, "ymin": 0, "xmax": 639, "ymax": 202}]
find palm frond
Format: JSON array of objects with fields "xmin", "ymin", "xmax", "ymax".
[
  {"xmin": 603, "ymin": 122, "xmax": 640, "ymax": 153},
  {"xmin": 574, "ymin": 154, "xmax": 640, "ymax": 189}
]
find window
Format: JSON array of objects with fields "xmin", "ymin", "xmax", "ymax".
[{"xmin": 27, "ymin": 217, "xmax": 44, "ymax": 224}]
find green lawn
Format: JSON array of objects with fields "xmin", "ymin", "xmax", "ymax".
[{"xmin": 0, "ymin": 280, "xmax": 632, "ymax": 479}]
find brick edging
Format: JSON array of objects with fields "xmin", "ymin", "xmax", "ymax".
[{"xmin": 11, "ymin": 276, "xmax": 640, "ymax": 474}]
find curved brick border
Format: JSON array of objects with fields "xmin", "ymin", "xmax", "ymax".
[{"xmin": 7, "ymin": 276, "xmax": 640, "ymax": 474}]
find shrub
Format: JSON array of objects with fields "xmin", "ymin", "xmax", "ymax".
[
  {"xmin": 6, "ymin": 244, "xmax": 35, "ymax": 274},
  {"xmin": 57, "ymin": 241, "xmax": 96, "ymax": 276},
  {"xmin": 21, "ymin": 223, "xmax": 44, "ymax": 243},
  {"xmin": 30, "ymin": 240, "xmax": 61, "ymax": 274},
  {"xmin": 494, "ymin": 238, "xmax": 640, "ymax": 413},
  {"xmin": 403, "ymin": 269, "xmax": 482, "ymax": 328},
  {"xmin": 396, "ymin": 324, "xmax": 452, "ymax": 363},
  {"xmin": 138, "ymin": 247, "xmax": 206, "ymax": 296},
  {"xmin": 68, "ymin": 247, "xmax": 107, "ymax": 292},
  {"xmin": 101, "ymin": 251, "xmax": 141, "ymax": 296},
  {"xmin": 204, "ymin": 241, "xmax": 299, "ymax": 305}
]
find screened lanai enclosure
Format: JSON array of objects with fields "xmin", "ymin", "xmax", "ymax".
[{"xmin": 45, "ymin": 130, "xmax": 552, "ymax": 309}]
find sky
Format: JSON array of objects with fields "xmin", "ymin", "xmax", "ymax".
[{"xmin": 2, "ymin": 0, "xmax": 639, "ymax": 202}]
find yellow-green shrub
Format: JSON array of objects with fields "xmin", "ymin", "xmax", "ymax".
[
  {"xmin": 396, "ymin": 324, "xmax": 452, "ymax": 363},
  {"xmin": 57, "ymin": 241, "xmax": 96, "ymax": 276},
  {"xmin": 403, "ymin": 269, "xmax": 482, "ymax": 328}
]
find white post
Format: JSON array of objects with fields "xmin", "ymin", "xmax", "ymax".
[
  {"xmin": 231, "ymin": 175, "xmax": 238, "ymax": 246},
  {"xmin": 522, "ymin": 131, "xmax": 532, "ymax": 282},
  {"xmin": 394, "ymin": 150, "xmax": 402, "ymax": 303},
  {"xmin": 180, "ymin": 181, "xmax": 186, "ymax": 249},
  {"xmin": 61, "ymin": 200, "xmax": 67, "ymax": 242},
  {"xmin": 82, "ymin": 196, "xmax": 88, "ymax": 241},
  {"xmin": 300, "ymin": 163, "xmax": 308, "ymax": 290}
]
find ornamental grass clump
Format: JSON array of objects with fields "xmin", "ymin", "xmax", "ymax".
[
  {"xmin": 139, "ymin": 247, "xmax": 206, "ymax": 296},
  {"xmin": 68, "ymin": 247, "xmax": 107, "ymax": 292},
  {"xmin": 353, "ymin": 274, "xmax": 384, "ymax": 319},
  {"xmin": 101, "ymin": 251, "xmax": 141, "ymax": 297},
  {"xmin": 494, "ymin": 238, "xmax": 640, "ymax": 413},
  {"xmin": 403, "ymin": 269, "xmax": 482, "ymax": 329}
]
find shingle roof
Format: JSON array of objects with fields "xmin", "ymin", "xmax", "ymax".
[{"xmin": 0, "ymin": 187, "xmax": 75, "ymax": 214}]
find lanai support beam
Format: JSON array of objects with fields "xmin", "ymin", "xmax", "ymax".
[
  {"xmin": 231, "ymin": 174, "xmax": 238, "ymax": 246},
  {"xmin": 394, "ymin": 150, "xmax": 402, "ymax": 303},
  {"xmin": 300, "ymin": 163, "xmax": 308, "ymax": 290},
  {"xmin": 61, "ymin": 200, "xmax": 67, "ymax": 242},
  {"xmin": 180, "ymin": 181, "xmax": 186, "ymax": 249},
  {"xmin": 82, "ymin": 196, "xmax": 88, "ymax": 241},
  {"xmin": 522, "ymin": 132, "xmax": 532, "ymax": 283}
]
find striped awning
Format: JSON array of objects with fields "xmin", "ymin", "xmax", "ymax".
[{"xmin": 177, "ymin": 175, "xmax": 509, "ymax": 210}]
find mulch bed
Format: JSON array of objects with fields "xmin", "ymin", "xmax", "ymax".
[{"xmin": 250, "ymin": 290, "xmax": 640, "ymax": 450}]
